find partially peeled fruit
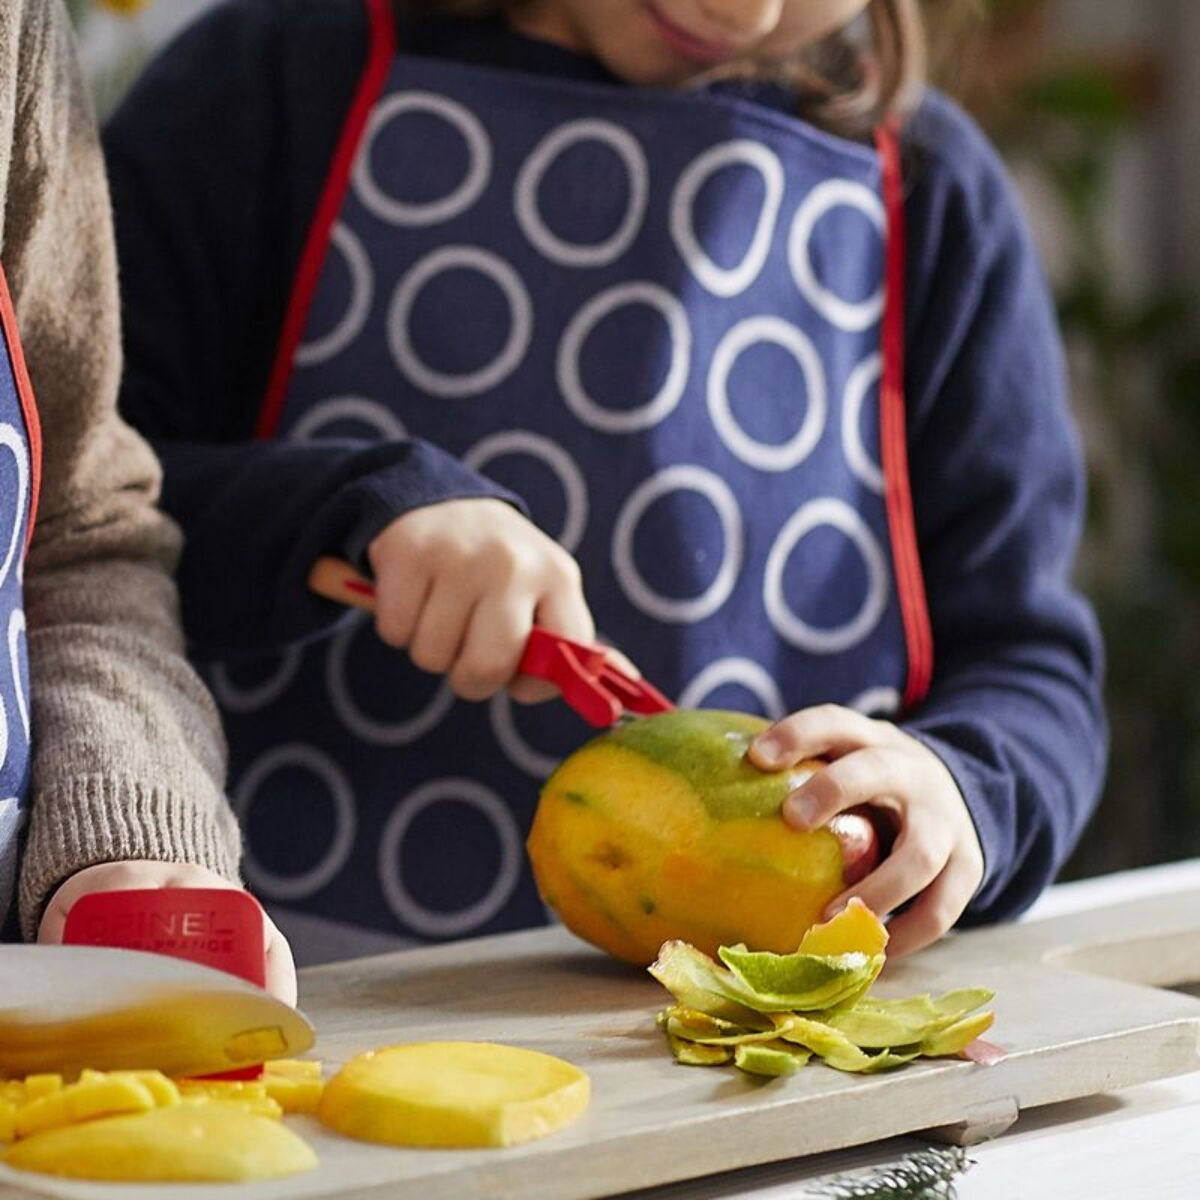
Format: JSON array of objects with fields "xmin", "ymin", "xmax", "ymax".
[{"xmin": 528, "ymin": 709, "xmax": 883, "ymax": 965}]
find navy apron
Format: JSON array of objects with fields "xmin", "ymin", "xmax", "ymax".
[
  {"xmin": 0, "ymin": 267, "xmax": 42, "ymax": 938},
  {"xmin": 214, "ymin": 0, "xmax": 933, "ymax": 961}
]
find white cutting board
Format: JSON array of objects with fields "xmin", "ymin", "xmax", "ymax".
[{"xmin": 3, "ymin": 887, "xmax": 1200, "ymax": 1200}]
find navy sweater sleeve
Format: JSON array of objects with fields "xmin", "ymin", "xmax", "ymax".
[
  {"xmin": 104, "ymin": 0, "xmax": 520, "ymax": 658},
  {"xmin": 898, "ymin": 97, "xmax": 1107, "ymax": 923}
]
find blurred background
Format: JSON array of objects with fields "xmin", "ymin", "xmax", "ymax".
[{"xmin": 71, "ymin": 0, "xmax": 1200, "ymax": 883}]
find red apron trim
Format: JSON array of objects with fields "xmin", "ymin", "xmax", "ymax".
[
  {"xmin": 876, "ymin": 124, "xmax": 934, "ymax": 710},
  {"xmin": 256, "ymin": 0, "xmax": 397, "ymax": 439},
  {"xmin": 0, "ymin": 266, "xmax": 43, "ymax": 554}
]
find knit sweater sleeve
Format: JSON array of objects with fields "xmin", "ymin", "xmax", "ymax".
[{"xmin": 1, "ymin": 0, "xmax": 242, "ymax": 938}]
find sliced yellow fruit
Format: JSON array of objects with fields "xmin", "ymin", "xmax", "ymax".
[
  {"xmin": 22, "ymin": 1076, "xmax": 61, "ymax": 1102},
  {"xmin": 0, "ymin": 1100, "xmax": 16, "ymax": 1144},
  {"xmin": 318, "ymin": 1042, "xmax": 590, "ymax": 1149},
  {"xmin": 265, "ymin": 1059, "xmax": 323, "ymax": 1081},
  {"xmin": 178, "ymin": 1080, "xmax": 283, "ymax": 1120},
  {"xmin": 4, "ymin": 1104, "xmax": 316, "ymax": 1181},
  {"xmin": 15, "ymin": 1072, "xmax": 157, "ymax": 1138}
]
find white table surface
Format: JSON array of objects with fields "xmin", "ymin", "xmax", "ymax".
[{"xmin": 622, "ymin": 858, "xmax": 1200, "ymax": 1199}]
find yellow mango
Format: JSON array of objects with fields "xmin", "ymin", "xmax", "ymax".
[
  {"xmin": 4, "ymin": 1104, "xmax": 315, "ymax": 1182},
  {"xmin": 265, "ymin": 1059, "xmax": 323, "ymax": 1080},
  {"xmin": 798, "ymin": 898, "xmax": 889, "ymax": 958},
  {"xmin": 15, "ymin": 1072, "xmax": 157, "ymax": 1138},
  {"xmin": 528, "ymin": 710, "xmax": 880, "ymax": 965},
  {"xmin": 22, "ymin": 1076, "xmax": 61, "ymax": 1102},
  {"xmin": 178, "ymin": 1080, "xmax": 283, "ymax": 1120},
  {"xmin": 0, "ymin": 1100, "xmax": 16, "ymax": 1144},
  {"xmin": 318, "ymin": 1042, "xmax": 590, "ymax": 1149}
]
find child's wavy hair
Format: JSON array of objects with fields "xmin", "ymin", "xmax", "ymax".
[{"xmin": 402, "ymin": 1, "xmax": 930, "ymax": 139}]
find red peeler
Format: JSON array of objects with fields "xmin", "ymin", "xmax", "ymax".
[{"xmin": 308, "ymin": 556, "xmax": 674, "ymax": 728}]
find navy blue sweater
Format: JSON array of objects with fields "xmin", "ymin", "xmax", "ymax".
[{"xmin": 104, "ymin": 0, "xmax": 1107, "ymax": 924}]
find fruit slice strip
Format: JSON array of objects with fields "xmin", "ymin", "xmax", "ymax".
[{"xmin": 318, "ymin": 1042, "xmax": 590, "ymax": 1149}]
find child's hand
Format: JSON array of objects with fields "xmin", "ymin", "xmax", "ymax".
[
  {"xmin": 749, "ymin": 706, "xmax": 984, "ymax": 958},
  {"xmin": 37, "ymin": 861, "xmax": 298, "ymax": 1006},
  {"xmin": 367, "ymin": 498, "xmax": 597, "ymax": 703}
]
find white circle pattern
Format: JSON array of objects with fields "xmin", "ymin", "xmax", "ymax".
[
  {"xmin": 515, "ymin": 119, "xmax": 649, "ymax": 268},
  {"xmin": 489, "ymin": 691, "xmax": 560, "ymax": 780},
  {"xmin": 708, "ymin": 315, "xmax": 828, "ymax": 473},
  {"xmin": 235, "ymin": 744, "xmax": 357, "ymax": 901},
  {"xmin": 670, "ymin": 140, "xmax": 784, "ymax": 298},
  {"xmin": 558, "ymin": 282, "xmax": 691, "ymax": 434},
  {"xmin": 211, "ymin": 648, "xmax": 304, "ymax": 715},
  {"xmin": 464, "ymin": 430, "xmax": 588, "ymax": 553},
  {"xmin": 842, "ymin": 354, "xmax": 885, "ymax": 494},
  {"xmin": 613, "ymin": 465, "xmax": 743, "ymax": 624},
  {"xmin": 789, "ymin": 179, "xmax": 886, "ymax": 332},
  {"xmin": 295, "ymin": 223, "xmax": 374, "ymax": 368},
  {"xmin": 353, "ymin": 91, "xmax": 492, "ymax": 227},
  {"xmin": 378, "ymin": 778, "xmax": 522, "ymax": 937},
  {"xmin": 764, "ymin": 498, "xmax": 889, "ymax": 654},
  {"xmin": 389, "ymin": 245, "xmax": 533, "ymax": 398},
  {"xmin": 8, "ymin": 611, "xmax": 26, "ymax": 741},
  {"xmin": 290, "ymin": 395, "xmax": 407, "ymax": 442},
  {"xmin": 848, "ymin": 685, "xmax": 901, "ymax": 718},
  {"xmin": 327, "ymin": 611, "xmax": 457, "ymax": 745},
  {"xmin": 0, "ymin": 425, "xmax": 29, "ymax": 592},
  {"xmin": 677, "ymin": 657, "xmax": 786, "ymax": 719}
]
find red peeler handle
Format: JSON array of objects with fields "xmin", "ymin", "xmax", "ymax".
[{"xmin": 308, "ymin": 557, "xmax": 673, "ymax": 728}]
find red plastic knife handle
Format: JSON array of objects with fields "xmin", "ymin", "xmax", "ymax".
[{"xmin": 309, "ymin": 556, "xmax": 674, "ymax": 727}]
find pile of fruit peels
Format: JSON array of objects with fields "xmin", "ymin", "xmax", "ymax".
[{"xmin": 650, "ymin": 900, "xmax": 1001, "ymax": 1078}]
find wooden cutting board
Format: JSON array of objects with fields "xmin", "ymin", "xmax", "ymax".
[{"xmin": 3, "ymin": 887, "xmax": 1200, "ymax": 1200}]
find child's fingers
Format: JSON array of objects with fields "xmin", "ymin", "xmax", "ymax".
[
  {"xmin": 880, "ymin": 854, "xmax": 980, "ymax": 958},
  {"xmin": 262, "ymin": 914, "xmax": 298, "ymax": 1007},
  {"xmin": 749, "ymin": 704, "xmax": 892, "ymax": 771},
  {"xmin": 535, "ymin": 580, "xmax": 596, "ymax": 648},
  {"xmin": 781, "ymin": 746, "xmax": 898, "ymax": 831},
  {"xmin": 407, "ymin": 580, "xmax": 476, "ymax": 675},
  {"xmin": 819, "ymin": 812, "xmax": 950, "ymax": 924},
  {"xmin": 449, "ymin": 594, "xmax": 534, "ymax": 701},
  {"xmin": 372, "ymin": 564, "xmax": 431, "ymax": 650}
]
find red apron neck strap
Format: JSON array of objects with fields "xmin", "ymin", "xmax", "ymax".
[{"xmin": 875, "ymin": 121, "xmax": 935, "ymax": 711}]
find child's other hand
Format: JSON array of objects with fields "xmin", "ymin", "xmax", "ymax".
[
  {"xmin": 368, "ymin": 498, "xmax": 597, "ymax": 703},
  {"xmin": 37, "ymin": 861, "xmax": 298, "ymax": 1007},
  {"xmin": 748, "ymin": 706, "xmax": 984, "ymax": 958}
]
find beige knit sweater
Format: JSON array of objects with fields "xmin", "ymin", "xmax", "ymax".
[{"xmin": 2, "ymin": 0, "xmax": 243, "ymax": 938}]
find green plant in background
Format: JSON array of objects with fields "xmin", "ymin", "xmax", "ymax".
[{"xmin": 961, "ymin": 1, "xmax": 1200, "ymax": 875}]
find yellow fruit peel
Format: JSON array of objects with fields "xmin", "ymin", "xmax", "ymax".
[{"xmin": 318, "ymin": 1042, "xmax": 590, "ymax": 1149}]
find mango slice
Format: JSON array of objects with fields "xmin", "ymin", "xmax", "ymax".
[
  {"xmin": 318, "ymin": 1043, "xmax": 590, "ymax": 1149},
  {"xmin": 261, "ymin": 1060, "xmax": 325, "ymax": 1114},
  {"xmin": 177, "ymin": 1079, "xmax": 283, "ymax": 1120},
  {"xmin": 798, "ymin": 898, "xmax": 889, "ymax": 958},
  {"xmin": 4, "ymin": 1104, "xmax": 316, "ymax": 1182}
]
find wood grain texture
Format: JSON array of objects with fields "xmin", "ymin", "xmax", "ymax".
[{"xmin": 2, "ymin": 887, "xmax": 1200, "ymax": 1200}]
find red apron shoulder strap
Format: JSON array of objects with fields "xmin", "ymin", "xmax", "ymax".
[
  {"xmin": 875, "ymin": 121, "xmax": 934, "ymax": 711},
  {"xmin": 0, "ymin": 265, "xmax": 42, "ymax": 553},
  {"xmin": 257, "ymin": 0, "xmax": 398, "ymax": 439}
]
